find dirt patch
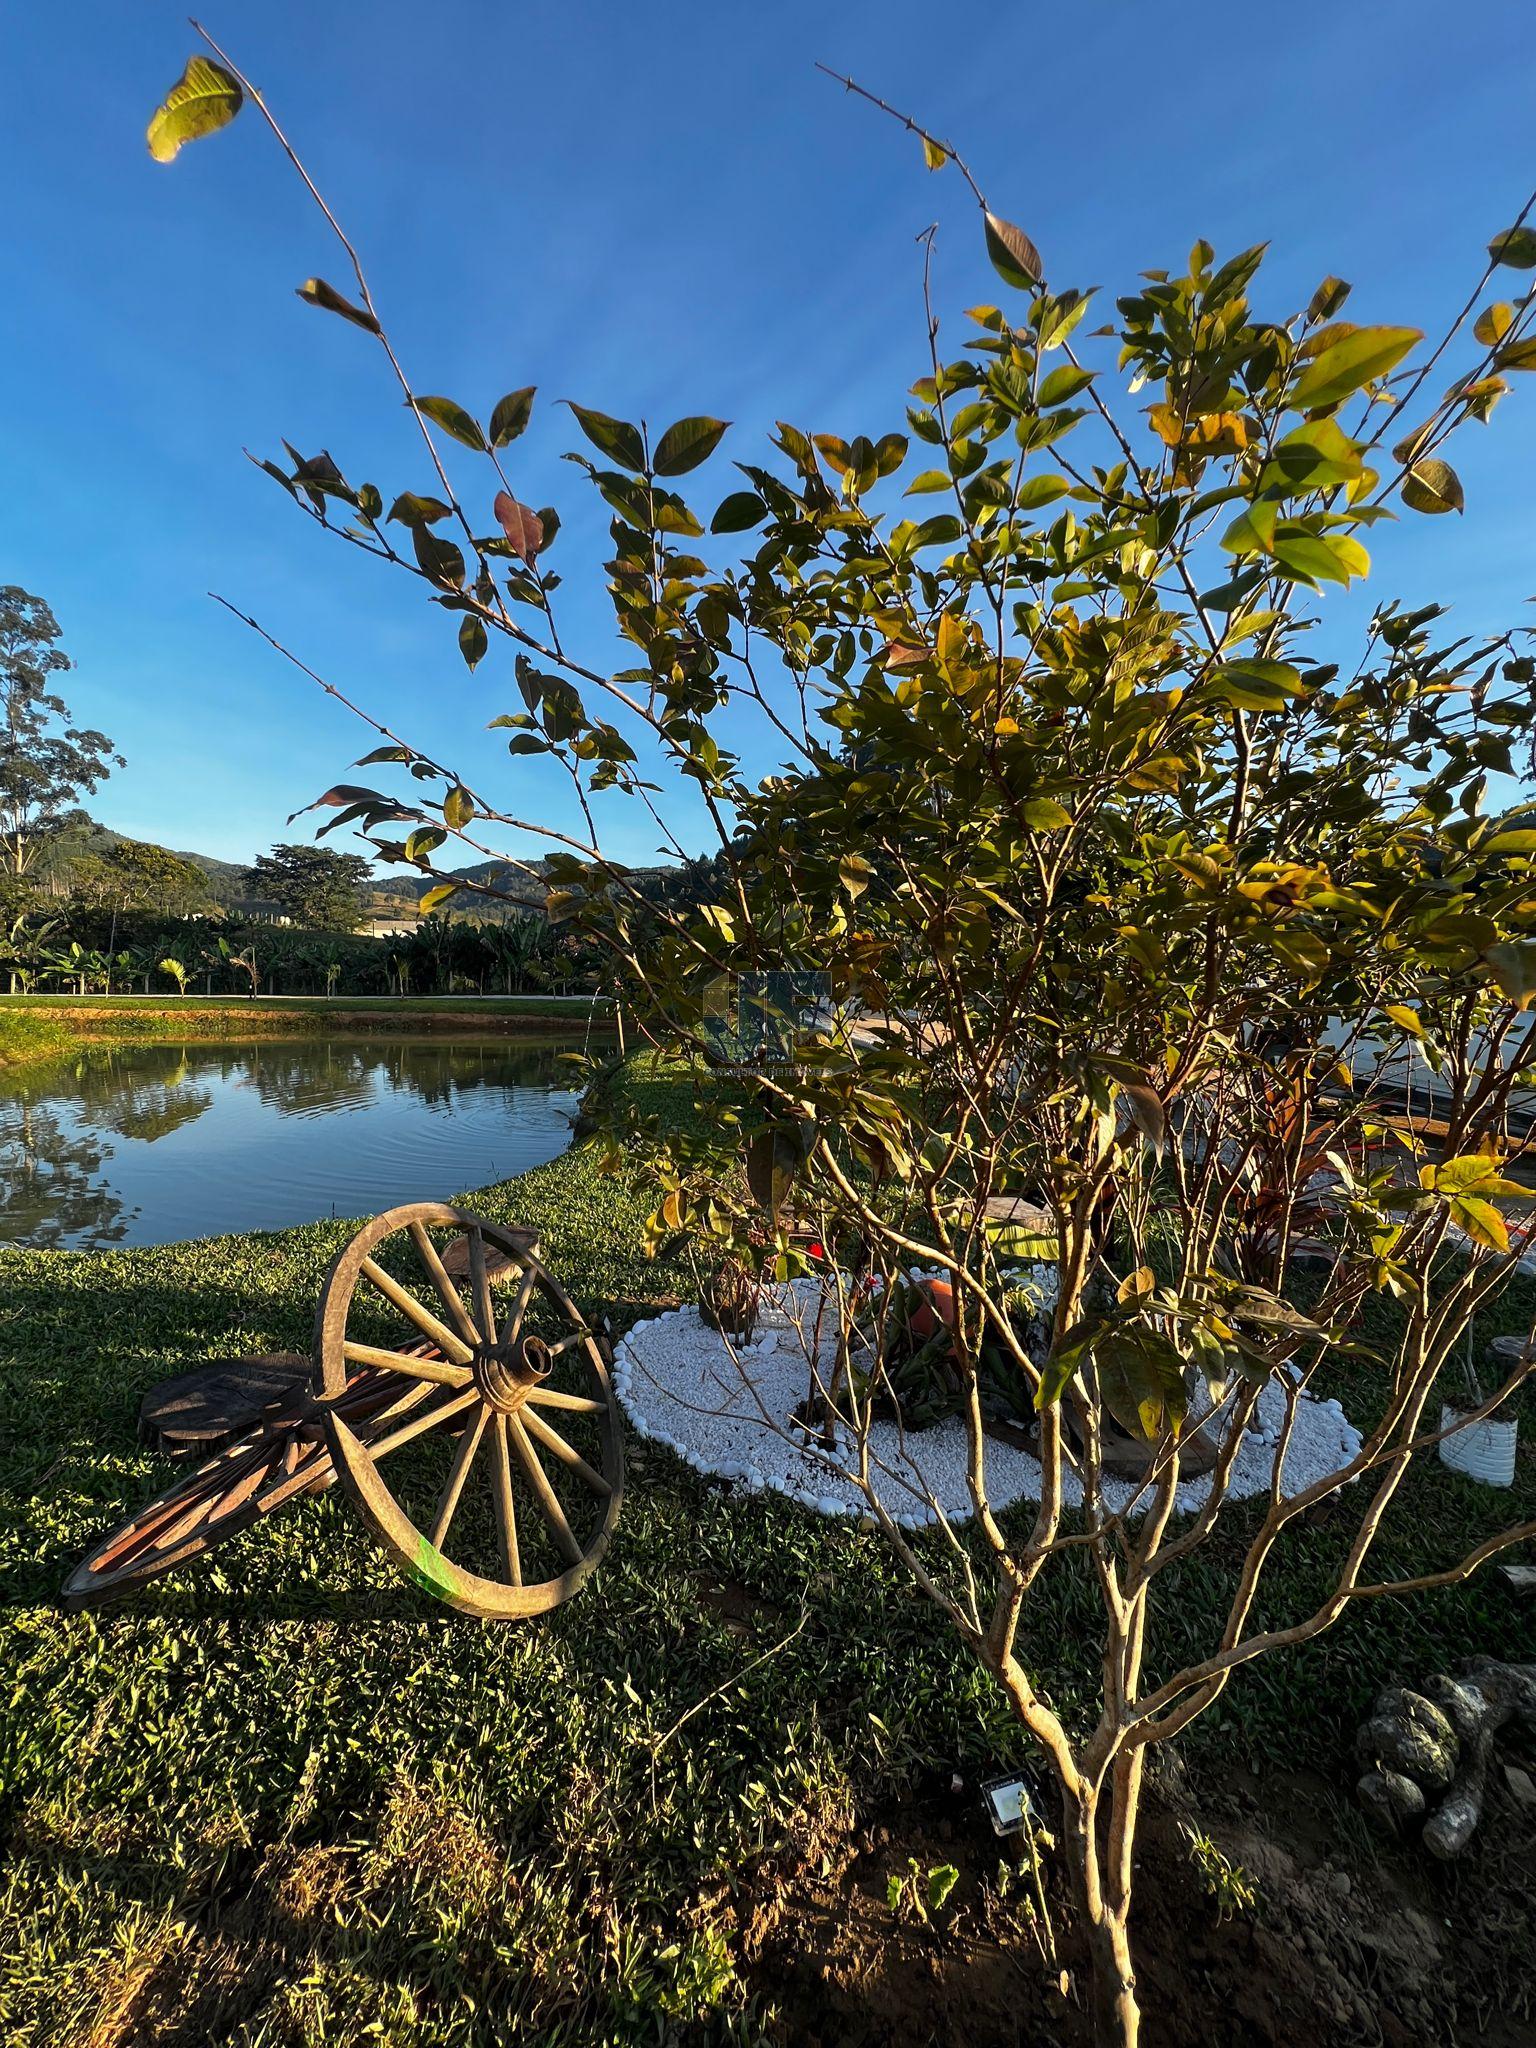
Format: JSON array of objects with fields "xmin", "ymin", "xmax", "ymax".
[{"xmin": 743, "ymin": 1755, "xmax": 1536, "ymax": 2047}]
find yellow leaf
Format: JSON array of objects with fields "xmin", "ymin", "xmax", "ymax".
[
  {"xmin": 147, "ymin": 55, "xmax": 243, "ymax": 163},
  {"xmin": 1452, "ymin": 1195, "xmax": 1510, "ymax": 1254},
  {"xmin": 1383, "ymin": 1003, "xmax": 1425, "ymax": 1038}
]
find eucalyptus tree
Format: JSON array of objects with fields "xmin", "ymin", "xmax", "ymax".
[
  {"xmin": 0, "ymin": 588, "xmax": 122, "ymax": 878},
  {"xmin": 147, "ymin": 43, "xmax": 1536, "ymax": 2045}
]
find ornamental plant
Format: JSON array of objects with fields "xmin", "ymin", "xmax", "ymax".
[{"xmin": 148, "ymin": 40, "xmax": 1536, "ymax": 2045}]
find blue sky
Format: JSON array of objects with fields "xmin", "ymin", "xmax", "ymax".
[{"xmin": 5, "ymin": 0, "xmax": 1535, "ymax": 871}]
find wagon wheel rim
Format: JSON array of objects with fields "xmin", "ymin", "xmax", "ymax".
[
  {"xmin": 60, "ymin": 1420, "xmax": 331, "ymax": 1609},
  {"xmin": 314, "ymin": 1201, "xmax": 623, "ymax": 1618}
]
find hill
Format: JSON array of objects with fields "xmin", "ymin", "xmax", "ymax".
[{"xmin": 34, "ymin": 817, "xmax": 249, "ymax": 901}]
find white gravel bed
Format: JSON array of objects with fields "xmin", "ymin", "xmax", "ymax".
[{"xmin": 612, "ymin": 1279, "xmax": 1363, "ymax": 1528}]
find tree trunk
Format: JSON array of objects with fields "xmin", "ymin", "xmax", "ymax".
[{"xmin": 1062, "ymin": 1787, "xmax": 1141, "ymax": 2048}]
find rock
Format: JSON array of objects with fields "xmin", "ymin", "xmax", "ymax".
[
  {"xmin": 1357, "ymin": 1767, "xmax": 1427, "ymax": 1836},
  {"xmin": 1356, "ymin": 1688, "xmax": 1460, "ymax": 1793},
  {"xmin": 1421, "ymin": 1673, "xmax": 1485, "ymax": 1747},
  {"xmin": 1503, "ymin": 1763, "xmax": 1536, "ymax": 1809},
  {"xmin": 1487, "ymin": 1334, "xmax": 1534, "ymax": 1369}
]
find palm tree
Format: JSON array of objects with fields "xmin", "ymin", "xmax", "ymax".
[{"xmin": 158, "ymin": 955, "xmax": 190, "ymax": 996}]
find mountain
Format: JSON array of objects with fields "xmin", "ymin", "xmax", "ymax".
[
  {"xmin": 36, "ymin": 816, "xmax": 250, "ymax": 900},
  {"xmin": 373, "ymin": 856, "xmax": 685, "ymax": 918}
]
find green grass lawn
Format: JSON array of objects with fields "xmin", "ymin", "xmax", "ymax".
[{"xmin": 1, "ymin": 1059, "xmax": 1532, "ymax": 2044}]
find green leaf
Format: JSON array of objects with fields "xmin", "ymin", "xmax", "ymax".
[
  {"xmin": 1017, "ymin": 474, "xmax": 1069, "ymax": 509},
  {"xmin": 1291, "ymin": 325, "xmax": 1421, "ymax": 411},
  {"xmin": 926, "ymin": 1865, "xmax": 960, "ymax": 1912},
  {"xmin": 653, "ymin": 416, "xmax": 729, "ymax": 476},
  {"xmin": 711, "ymin": 490, "xmax": 766, "ymax": 533},
  {"xmin": 1306, "ymin": 275, "xmax": 1351, "ymax": 323},
  {"xmin": 1037, "ymin": 365, "xmax": 1094, "ymax": 409},
  {"xmin": 443, "ymin": 785, "xmax": 474, "ymax": 830},
  {"xmin": 1220, "ymin": 500, "xmax": 1278, "ymax": 557},
  {"xmin": 412, "ymin": 396, "xmax": 487, "ymax": 451},
  {"xmin": 488, "ymin": 386, "xmax": 536, "ymax": 447},
  {"xmin": 566, "ymin": 404, "xmax": 646, "ymax": 471},
  {"xmin": 1098, "ymin": 1328, "xmax": 1186, "ymax": 1441},
  {"xmin": 146, "ymin": 55, "xmax": 243, "ymax": 163},
  {"xmin": 1035, "ymin": 1322, "xmax": 1096, "ymax": 1410},
  {"xmin": 387, "ymin": 492, "xmax": 453, "ymax": 526},
  {"xmin": 1020, "ymin": 796, "xmax": 1072, "ymax": 831},
  {"xmin": 295, "ymin": 277, "xmax": 380, "ymax": 334},
  {"xmin": 1269, "ymin": 528, "xmax": 1356, "ymax": 587},
  {"xmin": 984, "ymin": 212, "xmax": 1043, "ymax": 290},
  {"xmin": 1260, "ymin": 418, "xmax": 1363, "ymax": 492},
  {"xmin": 1488, "ymin": 226, "xmax": 1536, "ymax": 269},
  {"xmin": 905, "ymin": 471, "xmax": 953, "ymax": 495},
  {"xmin": 411, "ymin": 527, "xmax": 466, "ymax": 588},
  {"xmin": 746, "ymin": 1127, "xmax": 810, "ymax": 1217},
  {"xmin": 419, "ymin": 883, "xmax": 458, "ymax": 913},
  {"xmin": 1210, "ymin": 660, "xmax": 1303, "ymax": 710},
  {"xmin": 1486, "ymin": 942, "xmax": 1536, "ymax": 1007},
  {"xmin": 1400, "ymin": 458, "xmax": 1464, "ymax": 515},
  {"xmin": 459, "ymin": 615, "xmax": 488, "ymax": 671},
  {"xmin": 912, "ymin": 515, "xmax": 963, "ymax": 549},
  {"xmin": 1483, "ymin": 828, "xmax": 1536, "ymax": 853},
  {"xmin": 1497, "ymin": 338, "xmax": 1536, "ymax": 371}
]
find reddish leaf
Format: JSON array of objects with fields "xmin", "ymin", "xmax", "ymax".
[{"xmin": 494, "ymin": 491, "xmax": 545, "ymax": 563}]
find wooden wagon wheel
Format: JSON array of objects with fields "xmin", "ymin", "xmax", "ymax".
[
  {"xmin": 314, "ymin": 1202, "xmax": 623, "ymax": 1618},
  {"xmin": 60, "ymin": 1360, "xmax": 421, "ymax": 1609}
]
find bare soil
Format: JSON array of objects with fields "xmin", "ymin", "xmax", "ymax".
[{"xmin": 742, "ymin": 1748, "xmax": 1536, "ymax": 2047}]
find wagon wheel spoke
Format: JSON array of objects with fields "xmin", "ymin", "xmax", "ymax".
[
  {"xmin": 359, "ymin": 1255, "xmax": 475, "ymax": 1364},
  {"xmin": 335, "ymin": 1373, "xmax": 434, "ymax": 1432},
  {"xmin": 491, "ymin": 1413, "xmax": 522, "ymax": 1587},
  {"xmin": 520, "ymin": 1406, "xmax": 613, "ymax": 1497},
  {"xmin": 526, "ymin": 1387, "xmax": 606, "ymax": 1415},
  {"xmin": 506, "ymin": 1414, "xmax": 584, "ymax": 1566},
  {"xmin": 428, "ymin": 1404, "xmax": 491, "ymax": 1549},
  {"xmin": 363, "ymin": 1386, "xmax": 479, "ymax": 1460},
  {"xmin": 468, "ymin": 1225, "xmax": 498, "ymax": 1347},
  {"xmin": 499, "ymin": 1258, "xmax": 539, "ymax": 1351},
  {"xmin": 342, "ymin": 1340, "xmax": 470, "ymax": 1386},
  {"xmin": 408, "ymin": 1220, "xmax": 480, "ymax": 1348}
]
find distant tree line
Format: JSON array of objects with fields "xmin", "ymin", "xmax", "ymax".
[{"xmin": 3, "ymin": 907, "xmax": 612, "ymax": 999}]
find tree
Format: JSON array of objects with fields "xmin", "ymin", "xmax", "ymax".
[
  {"xmin": 149, "ymin": 44, "xmax": 1536, "ymax": 2044},
  {"xmin": 71, "ymin": 838, "xmax": 212, "ymax": 919},
  {"xmin": 105, "ymin": 839, "xmax": 211, "ymax": 916},
  {"xmin": 244, "ymin": 842, "xmax": 372, "ymax": 932},
  {"xmin": 0, "ymin": 588, "xmax": 122, "ymax": 877}
]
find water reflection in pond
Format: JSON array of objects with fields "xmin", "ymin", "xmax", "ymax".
[{"xmin": 0, "ymin": 1036, "xmax": 584, "ymax": 1250}]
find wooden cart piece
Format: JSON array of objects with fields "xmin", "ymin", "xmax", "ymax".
[{"xmin": 62, "ymin": 1202, "xmax": 625, "ymax": 1619}]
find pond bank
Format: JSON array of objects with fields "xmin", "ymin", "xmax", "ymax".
[{"xmin": 0, "ymin": 993, "xmax": 616, "ymax": 1068}]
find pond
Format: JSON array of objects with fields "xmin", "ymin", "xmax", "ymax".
[{"xmin": 0, "ymin": 1036, "xmax": 586, "ymax": 1251}]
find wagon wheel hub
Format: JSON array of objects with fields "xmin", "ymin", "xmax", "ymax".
[{"xmin": 473, "ymin": 1334, "xmax": 551, "ymax": 1414}]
